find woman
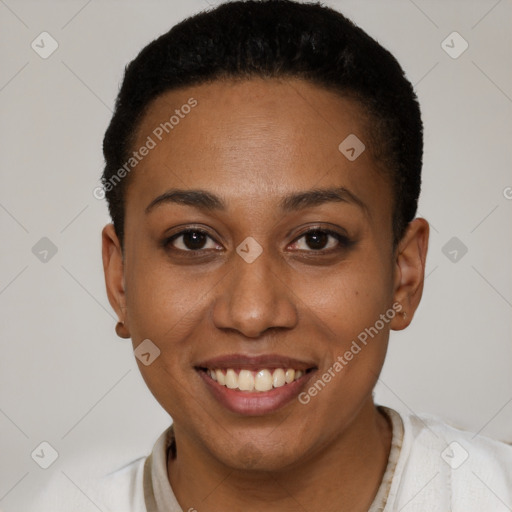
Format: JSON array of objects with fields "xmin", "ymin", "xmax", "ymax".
[{"xmin": 32, "ymin": 1, "xmax": 512, "ymax": 510}]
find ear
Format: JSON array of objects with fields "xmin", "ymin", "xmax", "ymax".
[
  {"xmin": 390, "ymin": 218, "xmax": 429, "ymax": 331},
  {"xmin": 102, "ymin": 224, "xmax": 130, "ymax": 338}
]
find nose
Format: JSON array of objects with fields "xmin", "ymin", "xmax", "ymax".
[{"xmin": 212, "ymin": 249, "xmax": 298, "ymax": 338}]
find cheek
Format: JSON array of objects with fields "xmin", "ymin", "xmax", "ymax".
[
  {"xmin": 294, "ymin": 258, "xmax": 392, "ymax": 335},
  {"xmin": 295, "ymin": 270, "xmax": 391, "ymax": 421},
  {"xmin": 124, "ymin": 261, "xmax": 212, "ymax": 416},
  {"xmin": 124, "ymin": 255, "xmax": 213, "ymax": 341},
  {"xmin": 293, "ymin": 256, "xmax": 392, "ymax": 390}
]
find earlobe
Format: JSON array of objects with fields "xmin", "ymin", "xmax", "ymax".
[
  {"xmin": 102, "ymin": 224, "xmax": 131, "ymax": 338},
  {"xmin": 115, "ymin": 320, "xmax": 131, "ymax": 339},
  {"xmin": 390, "ymin": 218, "xmax": 429, "ymax": 331}
]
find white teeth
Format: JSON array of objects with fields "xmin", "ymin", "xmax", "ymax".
[
  {"xmin": 272, "ymin": 368, "xmax": 286, "ymax": 388},
  {"xmin": 207, "ymin": 367, "xmax": 306, "ymax": 392},
  {"xmin": 254, "ymin": 369, "xmax": 273, "ymax": 391},
  {"xmin": 238, "ymin": 369, "xmax": 255, "ymax": 391},
  {"xmin": 215, "ymin": 369, "xmax": 226, "ymax": 385},
  {"xmin": 225, "ymin": 369, "xmax": 238, "ymax": 389},
  {"xmin": 285, "ymin": 369, "xmax": 295, "ymax": 384}
]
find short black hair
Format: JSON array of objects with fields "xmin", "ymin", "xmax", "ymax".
[{"xmin": 102, "ymin": 0, "xmax": 422, "ymax": 248}]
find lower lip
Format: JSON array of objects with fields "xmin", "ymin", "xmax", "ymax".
[{"xmin": 198, "ymin": 369, "xmax": 315, "ymax": 416}]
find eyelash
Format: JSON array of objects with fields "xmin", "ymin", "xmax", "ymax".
[{"xmin": 162, "ymin": 226, "xmax": 353, "ymax": 256}]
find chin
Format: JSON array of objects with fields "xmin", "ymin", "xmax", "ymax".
[{"xmin": 209, "ymin": 435, "xmax": 306, "ymax": 474}]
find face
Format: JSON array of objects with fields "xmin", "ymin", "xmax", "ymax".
[{"xmin": 103, "ymin": 77, "xmax": 427, "ymax": 472}]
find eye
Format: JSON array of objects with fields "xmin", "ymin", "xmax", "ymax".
[
  {"xmin": 289, "ymin": 228, "xmax": 350, "ymax": 252},
  {"xmin": 165, "ymin": 229, "xmax": 221, "ymax": 252}
]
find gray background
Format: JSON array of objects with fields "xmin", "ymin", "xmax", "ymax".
[{"xmin": 1, "ymin": 0, "xmax": 511, "ymax": 509}]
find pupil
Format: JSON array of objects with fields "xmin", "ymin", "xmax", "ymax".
[
  {"xmin": 307, "ymin": 231, "xmax": 328, "ymax": 250},
  {"xmin": 184, "ymin": 231, "xmax": 206, "ymax": 250}
]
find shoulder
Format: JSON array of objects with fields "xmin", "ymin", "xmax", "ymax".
[
  {"xmin": 385, "ymin": 405, "xmax": 512, "ymax": 511},
  {"xmin": 25, "ymin": 425, "xmax": 175, "ymax": 511},
  {"xmin": 23, "ymin": 454, "xmax": 147, "ymax": 512},
  {"xmin": 405, "ymin": 408, "xmax": 512, "ymax": 473},
  {"xmin": 96, "ymin": 456, "xmax": 147, "ymax": 510}
]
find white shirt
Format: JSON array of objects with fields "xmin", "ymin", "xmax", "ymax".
[{"xmin": 26, "ymin": 405, "xmax": 512, "ymax": 511}]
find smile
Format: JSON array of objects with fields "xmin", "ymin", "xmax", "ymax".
[
  {"xmin": 195, "ymin": 355, "xmax": 317, "ymax": 415},
  {"xmin": 205, "ymin": 367, "xmax": 306, "ymax": 392}
]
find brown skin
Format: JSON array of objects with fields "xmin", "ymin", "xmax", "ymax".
[{"xmin": 102, "ymin": 78, "xmax": 429, "ymax": 511}]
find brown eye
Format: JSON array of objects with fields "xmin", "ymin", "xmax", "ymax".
[
  {"xmin": 292, "ymin": 229, "xmax": 347, "ymax": 251},
  {"xmin": 166, "ymin": 229, "xmax": 218, "ymax": 252},
  {"xmin": 304, "ymin": 230, "xmax": 329, "ymax": 250}
]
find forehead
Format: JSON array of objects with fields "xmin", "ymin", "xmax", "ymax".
[{"xmin": 126, "ymin": 78, "xmax": 391, "ymax": 221}]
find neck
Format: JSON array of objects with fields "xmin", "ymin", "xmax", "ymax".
[{"xmin": 167, "ymin": 400, "xmax": 393, "ymax": 512}]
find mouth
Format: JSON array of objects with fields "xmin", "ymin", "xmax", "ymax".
[
  {"xmin": 200, "ymin": 367, "xmax": 310, "ymax": 392},
  {"xmin": 195, "ymin": 354, "xmax": 317, "ymax": 415}
]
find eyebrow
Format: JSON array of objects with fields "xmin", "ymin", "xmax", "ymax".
[{"xmin": 145, "ymin": 186, "xmax": 369, "ymax": 217}]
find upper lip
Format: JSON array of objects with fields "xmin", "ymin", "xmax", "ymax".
[{"xmin": 195, "ymin": 353, "xmax": 317, "ymax": 371}]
